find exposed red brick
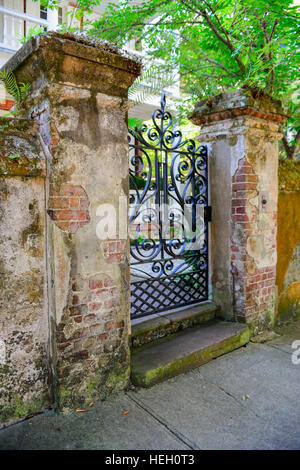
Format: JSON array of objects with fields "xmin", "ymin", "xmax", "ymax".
[
  {"xmin": 53, "ymin": 209, "xmax": 88, "ymax": 221},
  {"xmin": 198, "ymin": 107, "xmax": 287, "ymax": 124},
  {"xmin": 102, "ymin": 239, "xmax": 126, "ymax": 263},
  {"xmin": 89, "ymin": 280, "xmax": 103, "ymax": 290},
  {"xmin": 88, "ymin": 302, "xmax": 102, "ymax": 311},
  {"xmin": 231, "ymin": 157, "xmax": 277, "ymax": 323},
  {"xmin": 48, "ymin": 184, "xmax": 90, "ymax": 234},
  {"xmin": 98, "ymin": 333, "xmax": 108, "ymax": 341},
  {"xmin": 80, "ymin": 198, "xmax": 90, "ymax": 208},
  {"xmin": 236, "ymin": 207, "xmax": 246, "ymax": 214},
  {"xmin": 49, "ymin": 197, "xmax": 70, "ymax": 209},
  {"xmin": 104, "ymin": 277, "xmax": 116, "ymax": 287},
  {"xmin": 69, "ymin": 305, "xmax": 88, "ymax": 316},
  {"xmin": 58, "ymin": 342, "xmax": 71, "ymax": 352},
  {"xmin": 105, "ymin": 320, "xmax": 124, "ymax": 330},
  {"xmin": 104, "ymin": 253, "xmax": 123, "ymax": 263},
  {"xmin": 70, "ymin": 350, "xmax": 89, "ymax": 362},
  {"xmin": 60, "ymin": 185, "xmax": 85, "ymax": 197},
  {"xmin": 70, "ymin": 198, "xmax": 80, "ymax": 208}
]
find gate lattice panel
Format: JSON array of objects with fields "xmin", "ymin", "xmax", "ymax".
[{"xmin": 129, "ymin": 95, "xmax": 209, "ymax": 319}]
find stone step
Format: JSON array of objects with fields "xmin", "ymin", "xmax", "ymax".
[
  {"xmin": 131, "ymin": 321, "xmax": 250, "ymax": 387},
  {"xmin": 130, "ymin": 301, "xmax": 218, "ymax": 349}
]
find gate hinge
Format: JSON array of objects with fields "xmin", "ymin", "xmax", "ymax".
[{"xmin": 204, "ymin": 206, "xmax": 212, "ymax": 222}]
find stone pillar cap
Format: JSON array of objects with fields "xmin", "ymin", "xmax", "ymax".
[
  {"xmin": 191, "ymin": 88, "xmax": 289, "ymax": 126},
  {"xmin": 1, "ymin": 32, "xmax": 142, "ymax": 96}
]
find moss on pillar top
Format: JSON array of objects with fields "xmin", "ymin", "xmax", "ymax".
[
  {"xmin": 191, "ymin": 88, "xmax": 289, "ymax": 126},
  {"xmin": 1, "ymin": 32, "xmax": 142, "ymax": 98}
]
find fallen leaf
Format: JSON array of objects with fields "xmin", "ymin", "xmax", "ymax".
[
  {"xmin": 75, "ymin": 409, "xmax": 89, "ymax": 413},
  {"xmin": 125, "ymin": 385, "xmax": 137, "ymax": 392},
  {"xmin": 122, "ymin": 411, "xmax": 129, "ymax": 415},
  {"xmin": 24, "ymin": 411, "xmax": 43, "ymax": 420},
  {"xmin": 242, "ymin": 394, "xmax": 250, "ymax": 401}
]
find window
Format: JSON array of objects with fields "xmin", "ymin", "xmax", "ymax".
[
  {"xmin": 40, "ymin": 2, "xmax": 47, "ymax": 32},
  {"xmin": 40, "ymin": 4, "xmax": 48, "ymax": 21},
  {"xmin": 58, "ymin": 7, "xmax": 63, "ymax": 25}
]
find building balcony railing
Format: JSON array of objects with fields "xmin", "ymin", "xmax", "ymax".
[
  {"xmin": 0, "ymin": 5, "xmax": 52, "ymax": 54},
  {"xmin": 0, "ymin": 5, "xmax": 180, "ymax": 119}
]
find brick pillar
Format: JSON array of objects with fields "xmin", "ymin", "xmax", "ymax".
[
  {"xmin": 4, "ymin": 33, "xmax": 141, "ymax": 408},
  {"xmin": 191, "ymin": 89, "xmax": 287, "ymax": 334}
]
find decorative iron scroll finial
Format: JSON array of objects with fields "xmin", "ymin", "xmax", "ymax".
[{"xmin": 160, "ymin": 93, "xmax": 166, "ymax": 112}]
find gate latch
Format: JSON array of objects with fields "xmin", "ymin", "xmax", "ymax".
[{"xmin": 204, "ymin": 206, "xmax": 212, "ymax": 222}]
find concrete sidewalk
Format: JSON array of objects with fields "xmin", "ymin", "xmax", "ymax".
[{"xmin": 0, "ymin": 320, "xmax": 300, "ymax": 450}]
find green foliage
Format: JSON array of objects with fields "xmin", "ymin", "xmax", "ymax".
[
  {"xmin": 129, "ymin": 66, "xmax": 177, "ymax": 106},
  {"xmin": 90, "ymin": 0, "xmax": 300, "ymax": 158},
  {"xmin": 130, "ymin": 174, "xmax": 147, "ymax": 190},
  {"xmin": 0, "ymin": 70, "xmax": 30, "ymax": 115},
  {"xmin": 18, "ymin": 24, "xmax": 46, "ymax": 44},
  {"xmin": 128, "ymin": 118, "xmax": 144, "ymax": 131},
  {"xmin": 8, "ymin": 154, "xmax": 21, "ymax": 162}
]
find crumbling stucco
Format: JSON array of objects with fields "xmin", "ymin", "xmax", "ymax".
[{"xmin": 0, "ymin": 120, "xmax": 49, "ymax": 425}]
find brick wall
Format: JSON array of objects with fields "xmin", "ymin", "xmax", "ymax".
[
  {"xmin": 56, "ymin": 274, "xmax": 127, "ymax": 401},
  {"xmin": 48, "ymin": 184, "xmax": 90, "ymax": 233},
  {"xmin": 102, "ymin": 239, "xmax": 126, "ymax": 263},
  {"xmin": 231, "ymin": 158, "xmax": 276, "ymax": 322}
]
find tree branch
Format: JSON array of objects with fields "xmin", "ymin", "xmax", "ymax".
[
  {"xmin": 269, "ymin": 19, "xmax": 278, "ymax": 40},
  {"xmin": 282, "ymin": 131, "xmax": 300, "ymax": 160},
  {"xmin": 180, "ymin": 0, "xmax": 246, "ymax": 74}
]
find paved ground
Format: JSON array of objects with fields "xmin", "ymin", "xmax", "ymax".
[{"xmin": 0, "ymin": 320, "xmax": 300, "ymax": 450}]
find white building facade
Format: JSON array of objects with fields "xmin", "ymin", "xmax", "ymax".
[{"xmin": 0, "ymin": 0, "xmax": 180, "ymax": 118}]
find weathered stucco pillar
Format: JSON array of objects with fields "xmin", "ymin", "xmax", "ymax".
[
  {"xmin": 0, "ymin": 119, "xmax": 49, "ymax": 424},
  {"xmin": 191, "ymin": 89, "xmax": 287, "ymax": 334},
  {"xmin": 4, "ymin": 33, "xmax": 141, "ymax": 409}
]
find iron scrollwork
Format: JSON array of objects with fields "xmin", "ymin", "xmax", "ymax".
[{"xmin": 129, "ymin": 94, "xmax": 209, "ymax": 319}]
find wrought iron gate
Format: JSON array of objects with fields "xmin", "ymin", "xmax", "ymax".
[{"xmin": 129, "ymin": 94, "xmax": 209, "ymax": 319}]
